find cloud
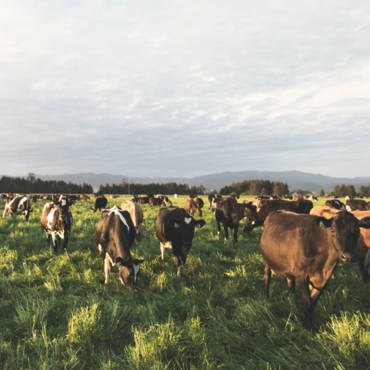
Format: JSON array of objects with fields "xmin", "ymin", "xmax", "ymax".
[{"xmin": 0, "ymin": 1, "xmax": 370, "ymax": 178}]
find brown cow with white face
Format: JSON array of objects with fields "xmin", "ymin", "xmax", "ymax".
[
  {"xmin": 121, "ymin": 200, "xmax": 144, "ymax": 244},
  {"xmin": 260, "ymin": 210, "xmax": 370, "ymax": 326}
]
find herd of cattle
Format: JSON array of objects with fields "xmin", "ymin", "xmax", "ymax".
[{"xmin": 1, "ymin": 192, "xmax": 370, "ymax": 326}]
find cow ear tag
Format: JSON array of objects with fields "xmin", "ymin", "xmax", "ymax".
[{"xmin": 184, "ymin": 217, "xmax": 192, "ymax": 224}]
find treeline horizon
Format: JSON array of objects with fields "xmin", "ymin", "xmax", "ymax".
[
  {"xmin": 0, "ymin": 175, "xmax": 93, "ymax": 194},
  {"xmin": 1, "ymin": 175, "xmax": 370, "ymax": 197}
]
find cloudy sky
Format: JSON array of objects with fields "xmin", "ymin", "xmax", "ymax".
[{"xmin": 1, "ymin": 0, "xmax": 370, "ymax": 178}]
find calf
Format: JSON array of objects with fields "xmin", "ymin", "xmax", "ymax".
[
  {"xmin": 40, "ymin": 200, "xmax": 73, "ymax": 252},
  {"xmin": 3, "ymin": 195, "xmax": 32, "ymax": 221},
  {"xmin": 121, "ymin": 200, "xmax": 144, "ymax": 243},
  {"xmin": 260, "ymin": 210, "xmax": 370, "ymax": 326},
  {"xmin": 184, "ymin": 196, "xmax": 204, "ymax": 217},
  {"xmin": 155, "ymin": 207, "xmax": 205, "ymax": 276},
  {"xmin": 93, "ymin": 195, "xmax": 108, "ymax": 212},
  {"xmin": 94, "ymin": 205, "xmax": 144, "ymax": 286},
  {"xmin": 215, "ymin": 197, "xmax": 257, "ymax": 243}
]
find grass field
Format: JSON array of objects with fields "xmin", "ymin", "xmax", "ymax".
[{"xmin": 0, "ymin": 195, "xmax": 369, "ymax": 369}]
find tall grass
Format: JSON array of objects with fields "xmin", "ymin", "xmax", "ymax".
[{"xmin": 0, "ymin": 195, "xmax": 369, "ymax": 369}]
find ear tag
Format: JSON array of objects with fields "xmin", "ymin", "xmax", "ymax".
[{"xmin": 184, "ymin": 217, "xmax": 192, "ymax": 224}]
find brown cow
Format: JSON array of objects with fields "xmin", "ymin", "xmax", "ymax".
[
  {"xmin": 184, "ymin": 196, "xmax": 204, "ymax": 217},
  {"xmin": 244, "ymin": 199, "xmax": 313, "ymax": 232},
  {"xmin": 121, "ymin": 200, "xmax": 144, "ymax": 244},
  {"xmin": 260, "ymin": 210, "xmax": 370, "ymax": 326},
  {"xmin": 351, "ymin": 210, "xmax": 370, "ymax": 282},
  {"xmin": 309, "ymin": 205, "xmax": 342, "ymax": 218},
  {"xmin": 345, "ymin": 197, "xmax": 369, "ymax": 211}
]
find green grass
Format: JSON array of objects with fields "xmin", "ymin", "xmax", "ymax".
[{"xmin": 0, "ymin": 195, "xmax": 369, "ymax": 369}]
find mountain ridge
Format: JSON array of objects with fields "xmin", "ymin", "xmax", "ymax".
[{"xmin": 36, "ymin": 171, "xmax": 370, "ymax": 192}]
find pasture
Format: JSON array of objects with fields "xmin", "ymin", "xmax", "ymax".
[{"xmin": 0, "ymin": 195, "xmax": 369, "ymax": 369}]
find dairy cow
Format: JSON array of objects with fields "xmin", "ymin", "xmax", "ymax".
[
  {"xmin": 184, "ymin": 196, "xmax": 204, "ymax": 217},
  {"xmin": 155, "ymin": 207, "xmax": 205, "ymax": 276},
  {"xmin": 3, "ymin": 195, "xmax": 32, "ymax": 221},
  {"xmin": 94, "ymin": 206, "xmax": 144, "ymax": 286},
  {"xmin": 93, "ymin": 195, "xmax": 108, "ymax": 212},
  {"xmin": 260, "ymin": 210, "xmax": 370, "ymax": 326},
  {"xmin": 40, "ymin": 199, "xmax": 73, "ymax": 252}
]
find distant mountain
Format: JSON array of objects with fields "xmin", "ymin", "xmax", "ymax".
[{"xmin": 37, "ymin": 171, "xmax": 370, "ymax": 193}]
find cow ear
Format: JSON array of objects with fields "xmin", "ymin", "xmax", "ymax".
[
  {"xmin": 195, "ymin": 219, "xmax": 206, "ymax": 228},
  {"xmin": 358, "ymin": 217, "xmax": 370, "ymax": 229},
  {"xmin": 318, "ymin": 217, "xmax": 332, "ymax": 229}
]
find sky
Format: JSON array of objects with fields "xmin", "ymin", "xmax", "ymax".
[{"xmin": 1, "ymin": 0, "xmax": 370, "ymax": 179}]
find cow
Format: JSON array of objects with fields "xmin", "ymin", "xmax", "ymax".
[
  {"xmin": 351, "ymin": 210, "xmax": 370, "ymax": 282},
  {"xmin": 155, "ymin": 207, "xmax": 205, "ymax": 277},
  {"xmin": 138, "ymin": 194, "xmax": 152, "ymax": 204},
  {"xmin": 149, "ymin": 197, "xmax": 164, "ymax": 206},
  {"xmin": 184, "ymin": 196, "xmax": 204, "ymax": 217},
  {"xmin": 260, "ymin": 210, "xmax": 370, "ymax": 326},
  {"xmin": 2, "ymin": 195, "xmax": 32, "ymax": 221},
  {"xmin": 93, "ymin": 195, "xmax": 108, "ymax": 212},
  {"xmin": 121, "ymin": 200, "xmax": 144, "ymax": 244},
  {"xmin": 345, "ymin": 196, "xmax": 369, "ymax": 211},
  {"xmin": 309, "ymin": 205, "xmax": 342, "ymax": 218},
  {"xmin": 157, "ymin": 195, "xmax": 172, "ymax": 207},
  {"xmin": 208, "ymin": 194, "xmax": 223, "ymax": 212},
  {"xmin": 243, "ymin": 199, "xmax": 313, "ymax": 232},
  {"xmin": 215, "ymin": 197, "xmax": 257, "ymax": 243},
  {"xmin": 40, "ymin": 199, "xmax": 73, "ymax": 252},
  {"xmin": 94, "ymin": 205, "xmax": 144, "ymax": 287},
  {"xmin": 325, "ymin": 199, "xmax": 346, "ymax": 210}
]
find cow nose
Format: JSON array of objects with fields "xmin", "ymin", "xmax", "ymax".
[{"xmin": 340, "ymin": 252, "xmax": 353, "ymax": 263}]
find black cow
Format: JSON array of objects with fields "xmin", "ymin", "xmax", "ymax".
[
  {"xmin": 208, "ymin": 194, "xmax": 223, "ymax": 212},
  {"xmin": 93, "ymin": 195, "xmax": 108, "ymax": 212},
  {"xmin": 260, "ymin": 210, "xmax": 370, "ymax": 326},
  {"xmin": 155, "ymin": 207, "xmax": 205, "ymax": 276},
  {"xmin": 94, "ymin": 205, "xmax": 144, "ymax": 286},
  {"xmin": 215, "ymin": 197, "xmax": 257, "ymax": 243},
  {"xmin": 325, "ymin": 199, "xmax": 346, "ymax": 210},
  {"xmin": 3, "ymin": 195, "xmax": 32, "ymax": 221},
  {"xmin": 40, "ymin": 199, "xmax": 73, "ymax": 252}
]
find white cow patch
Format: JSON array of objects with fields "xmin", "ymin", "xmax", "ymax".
[
  {"xmin": 109, "ymin": 206, "xmax": 130, "ymax": 231},
  {"xmin": 47, "ymin": 208, "xmax": 57, "ymax": 230},
  {"xmin": 61, "ymin": 199, "xmax": 67, "ymax": 206},
  {"xmin": 98, "ymin": 244, "xmax": 103, "ymax": 252},
  {"xmin": 184, "ymin": 217, "xmax": 192, "ymax": 224},
  {"xmin": 132, "ymin": 263, "xmax": 140, "ymax": 283}
]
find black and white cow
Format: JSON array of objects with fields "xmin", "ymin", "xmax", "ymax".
[
  {"xmin": 40, "ymin": 199, "xmax": 73, "ymax": 252},
  {"xmin": 3, "ymin": 195, "xmax": 32, "ymax": 221},
  {"xmin": 94, "ymin": 205, "xmax": 144, "ymax": 287},
  {"xmin": 155, "ymin": 207, "xmax": 206, "ymax": 277}
]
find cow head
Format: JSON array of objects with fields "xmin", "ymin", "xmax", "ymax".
[
  {"xmin": 243, "ymin": 202, "xmax": 258, "ymax": 232},
  {"xmin": 319, "ymin": 212, "xmax": 370, "ymax": 263},
  {"xmin": 116, "ymin": 258, "xmax": 144, "ymax": 287}
]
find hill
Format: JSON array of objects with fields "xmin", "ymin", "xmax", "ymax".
[{"xmin": 37, "ymin": 171, "xmax": 370, "ymax": 192}]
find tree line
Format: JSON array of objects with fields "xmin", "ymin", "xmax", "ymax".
[
  {"xmin": 219, "ymin": 179, "xmax": 290, "ymax": 196},
  {"xmin": 0, "ymin": 176, "xmax": 93, "ymax": 194},
  {"xmin": 331, "ymin": 184, "xmax": 370, "ymax": 197},
  {"xmin": 98, "ymin": 182, "xmax": 206, "ymax": 195}
]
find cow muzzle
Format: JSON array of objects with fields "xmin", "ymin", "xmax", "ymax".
[{"xmin": 339, "ymin": 252, "xmax": 354, "ymax": 263}]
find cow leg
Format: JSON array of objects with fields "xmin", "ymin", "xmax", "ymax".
[
  {"xmin": 104, "ymin": 254, "xmax": 111, "ymax": 284},
  {"xmin": 173, "ymin": 256, "xmax": 183, "ymax": 277},
  {"xmin": 51, "ymin": 233, "xmax": 58, "ymax": 252},
  {"xmin": 296, "ymin": 279, "xmax": 314, "ymax": 327},
  {"xmin": 233, "ymin": 224, "xmax": 239, "ymax": 244},
  {"xmin": 286, "ymin": 277, "xmax": 295, "ymax": 293},
  {"xmin": 216, "ymin": 220, "xmax": 221, "ymax": 236},
  {"xmin": 224, "ymin": 224, "xmax": 229, "ymax": 241},
  {"xmin": 357, "ymin": 257, "xmax": 369, "ymax": 282},
  {"xmin": 264, "ymin": 264, "xmax": 271, "ymax": 298},
  {"xmin": 160, "ymin": 243, "xmax": 165, "ymax": 261},
  {"xmin": 63, "ymin": 230, "xmax": 69, "ymax": 251}
]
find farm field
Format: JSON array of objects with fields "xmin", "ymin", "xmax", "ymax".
[{"xmin": 0, "ymin": 195, "xmax": 369, "ymax": 369}]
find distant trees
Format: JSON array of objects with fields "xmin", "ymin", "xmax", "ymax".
[
  {"xmin": 0, "ymin": 176, "xmax": 93, "ymax": 194},
  {"xmin": 98, "ymin": 182, "xmax": 206, "ymax": 195},
  {"xmin": 219, "ymin": 179, "xmax": 289, "ymax": 196}
]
